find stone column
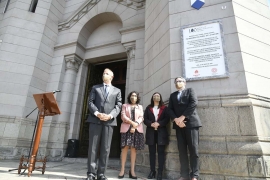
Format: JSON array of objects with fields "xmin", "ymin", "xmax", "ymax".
[
  {"xmin": 58, "ymin": 54, "xmax": 83, "ymax": 123},
  {"xmin": 68, "ymin": 60, "xmax": 89, "ymax": 139},
  {"xmin": 124, "ymin": 42, "xmax": 136, "ymax": 100}
]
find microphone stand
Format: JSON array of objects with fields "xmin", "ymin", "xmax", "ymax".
[{"xmin": 8, "ymin": 90, "xmax": 60, "ymax": 175}]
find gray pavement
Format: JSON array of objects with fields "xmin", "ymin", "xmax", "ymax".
[{"xmin": 0, "ymin": 160, "xmax": 148, "ymax": 180}]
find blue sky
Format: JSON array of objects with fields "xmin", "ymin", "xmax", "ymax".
[{"xmin": 268, "ymin": 0, "xmax": 270, "ymax": 7}]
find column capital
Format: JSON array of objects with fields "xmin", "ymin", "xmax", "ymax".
[
  {"xmin": 64, "ymin": 54, "xmax": 83, "ymax": 72},
  {"xmin": 123, "ymin": 42, "xmax": 136, "ymax": 59}
]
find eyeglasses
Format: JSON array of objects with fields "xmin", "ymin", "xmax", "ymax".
[{"xmin": 175, "ymin": 80, "xmax": 184, "ymax": 83}]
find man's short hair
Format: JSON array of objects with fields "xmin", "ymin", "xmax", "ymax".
[
  {"xmin": 174, "ymin": 76, "xmax": 186, "ymax": 83},
  {"xmin": 104, "ymin": 68, "xmax": 114, "ymax": 77}
]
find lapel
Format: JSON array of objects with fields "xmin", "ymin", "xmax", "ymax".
[
  {"xmin": 173, "ymin": 91, "xmax": 179, "ymax": 102},
  {"xmin": 127, "ymin": 104, "xmax": 131, "ymax": 118},
  {"xmin": 179, "ymin": 89, "xmax": 187, "ymax": 104},
  {"xmin": 149, "ymin": 107, "xmax": 154, "ymax": 114},
  {"xmin": 149, "ymin": 105, "xmax": 165, "ymax": 121},
  {"xmin": 157, "ymin": 106, "xmax": 165, "ymax": 120},
  {"xmin": 100, "ymin": 84, "xmax": 106, "ymax": 100},
  {"xmin": 127, "ymin": 104, "xmax": 140, "ymax": 118}
]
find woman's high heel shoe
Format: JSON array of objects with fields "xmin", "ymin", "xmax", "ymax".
[
  {"xmin": 129, "ymin": 170, "xmax": 137, "ymax": 179},
  {"xmin": 118, "ymin": 174, "xmax": 124, "ymax": 179},
  {"xmin": 147, "ymin": 170, "xmax": 156, "ymax": 179}
]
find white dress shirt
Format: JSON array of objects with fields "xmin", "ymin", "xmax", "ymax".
[
  {"xmin": 94, "ymin": 83, "xmax": 113, "ymax": 119},
  {"xmin": 153, "ymin": 106, "xmax": 160, "ymax": 121}
]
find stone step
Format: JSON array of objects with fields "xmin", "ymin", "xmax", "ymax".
[{"xmin": 62, "ymin": 157, "xmax": 131, "ymax": 168}]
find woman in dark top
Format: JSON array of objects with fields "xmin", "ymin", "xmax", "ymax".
[
  {"xmin": 118, "ymin": 91, "xmax": 144, "ymax": 179},
  {"xmin": 144, "ymin": 92, "xmax": 170, "ymax": 180}
]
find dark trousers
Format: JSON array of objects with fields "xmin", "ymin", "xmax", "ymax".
[
  {"xmin": 176, "ymin": 127, "xmax": 199, "ymax": 179},
  {"xmin": 148, "ymin": 131, "xmax": 166, "ymax": 173},
  {"xmin": 87, "ymin": 123, "xmax": 113, "ymax": 176}
]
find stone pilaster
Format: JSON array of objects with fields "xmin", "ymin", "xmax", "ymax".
[
  {"xmin": 58, "ymin": 54, "xmax": 83, "ymax": 123},
  {"xmin": 123, "ymin": 42, "xmax": 136, "ymax": 99},
  {"xmin": 68, "ymin": 59, "xmax": 89, "ymax": 140}
]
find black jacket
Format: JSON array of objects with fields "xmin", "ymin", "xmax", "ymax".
[
  {"xmin": 168, "ymin": 88, "xmax": 202, "ymax": 129},
  {"xmin": 144, "ymin": 105, "xmax": 170, "ymax": 145}
]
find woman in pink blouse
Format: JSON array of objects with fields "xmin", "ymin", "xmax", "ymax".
[{"xmin": 118, "ymin": 91, "xmax": 144, "ymax": 179}]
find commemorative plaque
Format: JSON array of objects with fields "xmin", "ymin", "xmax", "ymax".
[{"xmin": 181, "ymin": 22, "xmax": 228, "ymax": 81}]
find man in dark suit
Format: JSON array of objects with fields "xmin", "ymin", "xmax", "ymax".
[
  {"xmin": 168, "ymin": 76, "xmax": 202, "ymax": 180},
  {"xmin": 86, "ymin": 68, "xmax": 122, "ymax": 180}
]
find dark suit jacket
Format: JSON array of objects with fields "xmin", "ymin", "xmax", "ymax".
[
  {"xmin": 144, "ymin": 105, "xmax": 170, "ymax": 145},
  {"xmin": 87, "ymin": 84, "xmax": 122, "ymax": 126},
  {"xmin": 168, "ymin": 88, "xmax": 202, "ymax": 129}
]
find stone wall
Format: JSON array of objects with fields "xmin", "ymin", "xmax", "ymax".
[
  {"xmin": 138, "ymin": 0, "xmax": 270, "ymax": 179},
  {"xmin": 138, "ymin": 0, "xmax": 171, "ymax": 176},
  {"xmin": 143, "ymin": 0, "xmax": 171, "ymax": 104},
  {"xmin": 233, "ymin": 0, "xmax": 270, "ymax": 99},
  {"xmin": 0, "ymin": 0, "xmax": 67, "ymax": 160}
]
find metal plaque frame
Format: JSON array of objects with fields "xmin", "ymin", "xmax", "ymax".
[{"xmin": 181, "ymin": 20, "xmax": 229, "ymax": 81}]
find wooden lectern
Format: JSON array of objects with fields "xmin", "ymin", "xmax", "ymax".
[{"xmin": 18, "ymin": 92, "xmax": 61, "ymax": 177}]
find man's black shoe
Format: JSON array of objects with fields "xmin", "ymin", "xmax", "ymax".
[
  {"xmin": 98, "ymin": 174, "xmax": 108, "ymax": 180},
  {"xmin": 86, "ymin": 173, "xmax": 96, "ymax": 180}
]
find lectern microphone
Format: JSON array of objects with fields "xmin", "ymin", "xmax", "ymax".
[{"xmin": 53, "ymin": 90, "xmax": 61, "ymax": 94}]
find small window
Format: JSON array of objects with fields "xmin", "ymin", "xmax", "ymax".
[{"xmin": 29, "ymin": 0, "xmax": 38, "ymax": 13}]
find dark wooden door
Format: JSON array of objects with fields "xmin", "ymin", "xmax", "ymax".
[{"xmin": 78, "ymin": 60, "xmax": 127, "ymax": 158}]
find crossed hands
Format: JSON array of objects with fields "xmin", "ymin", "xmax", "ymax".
[
  {"xmin": 97, "ymin": 113, "xmax": 111, "ymax": 121},
  {"xmin": 130, "ymin": 121, "xmax": 138, "ymax": 134},
  {"xmin": 174, "ymin": 115, "xmax": 186, "ymax": 128},
  {"xmin": 151, "ymin": 122, "xmax": 160, "ymax": 130}
]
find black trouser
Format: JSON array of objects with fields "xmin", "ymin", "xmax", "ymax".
[
  {"xmin": 148, "ymin": 131, "xmax": 166, "ymax": 173},
  {"xmin": 176, "ymin": 127, "xmax": 199, "ymax": 179},
  {"xmin": 87, "ymin": 123, "xmax": 113, "ymax": 177}
]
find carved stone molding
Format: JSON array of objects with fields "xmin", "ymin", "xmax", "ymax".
[
  {"xmin": 111, "ymin": 0, "xmax": 145, "ymax": 10},
  {"xmin": 58, "ymin": 0, "xmax": 101, "ymax": 32},
  {"xmin": 123, "ymin": 42, "xmax": 136, "ymax": 59},
  {"xmin": 64, "ymin": 54, "xmax": 83, "ymax": 72},
  {"xmin": 58, "ymin": 0, "xmax": 146, "ymax": 32}
]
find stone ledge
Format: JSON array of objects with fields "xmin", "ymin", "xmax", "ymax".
[{"xmin": 197, "ymin": 94, "xmax": 270, "ymax": 109}]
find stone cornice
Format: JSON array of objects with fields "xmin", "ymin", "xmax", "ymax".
[
  {"xmin": 119, "ymin": 23, "xmax": 145, "ymax": 34},
  {"xmin": 199, "ymin": 94, "xmax": 270, "ymax": 109},
  {"xmin": 55, "ymin": 40, "xmax": 123, "ymax": 52},
  {"xmin": 86, "ymin": 40, "xmax": 122, "ymax": 51},
  {"xmin": 64, "ymin": 54, "xmax": 83, "ymax": 72},
  {"xmin": 54, "ymin": 41, "xmax": 85, "ymax": 51},
  {"xmin": 58, "ymin": 0, "xmax": 146, "ymax": 32},
  {"xmin": 58, "ymin": 0, "xmax": 101, "ymax": 32}
]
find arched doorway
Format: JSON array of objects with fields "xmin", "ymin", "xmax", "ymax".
[{"xmin": 78, "ymin": 60, "xmax": 127, "ymax": 158}]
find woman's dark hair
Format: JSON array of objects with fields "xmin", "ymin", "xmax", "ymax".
[
  {"xmin": 127, "ymin": 91, "xmax": 140, "ymax": 104},
  {"xmin": 148, "ymin": 92, "xmax": 164, "ymax": 108}
]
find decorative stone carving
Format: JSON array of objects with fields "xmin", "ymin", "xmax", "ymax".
[
  {"xmin": 64, "ymin": 54, "xmax": 83, "ymax": 72},
  {"xmin": 58, "ymin": 0, "xmax": 146, "ymax": 31},
  {"xmin": 58, "ymin": 0, "xmax": 101, "ymax": 31},
  {"xmin": 124, "ymin": 42, "xmax": 136, "ymax": 59},
  {"xmin": 112, "ymin": 0, "xmax": 145, "ymax": 9}
]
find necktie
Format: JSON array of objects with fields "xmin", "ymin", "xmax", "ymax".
[
  {"xmin": 177, "ymin": 91, "xmax": 181, "ymax": 101},
  {"xmin": 104, "ymin": 85, "xmax": 108, "ymax": 95}
]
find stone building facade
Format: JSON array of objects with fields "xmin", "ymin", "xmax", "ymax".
[{"xmin": 0, "ymin": 0, "xmax": 270, "ymax": 179}]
